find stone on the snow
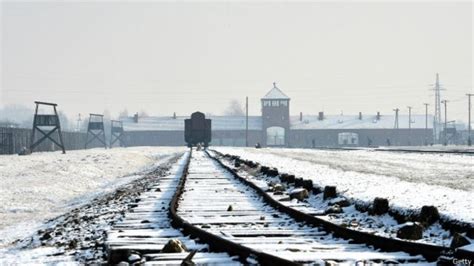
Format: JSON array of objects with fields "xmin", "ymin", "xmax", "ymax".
[
  {"xmin": 280, "ymin": 174, "xmax": 295, "ymax": 183},
  {"xmin": 279, "ymin": 173, "xmax": 290, "ymax": 182},
  {"xmin": 312, "ymin": 186, "xmax": 322, "ymax": 195},
  {"xmin": 328, "ymin": 197, "xmax": 350, "ymax": 207},
  {"xmin": 325, "ymin": 261, "xmax": 338, "ymax": 266},
  {"xmin": 271, "ymin": 183, "xmax": 286, "ymax": 192},
  {"xmin": 227, "ymin": 205, "xmax": 233, "ymax": 211},
  {"xmin": 302, "ymin": 180, "xmax": 313, "ymax": 191},
  {"xmin": 418, "ymin": 205, "xmax": 440, "ymax": 226},
  {"xmin": 450, "ymin": 232, "xmax": 471, "ymax": 249},
  {"xmin": 260, "ymin": 166, "xmax": 269, "ymax": 174},
  {"xmin": 40, "ymin": 231, "xmax": 52, "ymax": 241},
  {"xmin": 325, "ymin": 204, "xmax": 343, "ymax": 214},
  {"xmin": 267, "ymin": 168, "xmax": 279, "ymax": 177},
  {"xmin": 323, "ymin": 186, "xmax": 337, "ymax": 200},
  {"xmin": 128, "ymin": 253, "xmax": 141, "ymax": 263},
  {"xmin": 68, "ymin": 239, "xmax": 79, "ymax": 249},
  {"xmin": 372, "ymin": 198, "xmax": 389, "ymax": 215},
  {"xmin": 287, "ymin": 175, "xmax": 296, "ymax": 183},
  {"xmin": 18, "ymin": 147, "xmax": 32, "ymax": 156},
  {"xmin": 396, "ymin": 222, "xmax": 423, "ymax": 240},
  {"xmin": 162, "ymin": 239, "xmax": 188, "ymax": 253},
  {"xmin": 294, "ymin": 178, "xmax": 304, "ymax": 188},
  {"xmin": 350, "ymin": 220, "xmax": 359, "ymax": 227},
  {"xmin": 289, "ymin": 188, "xmax": 309, "ymax": 201},
  {"xmin": 246, "ymin": 160, "xmax": 257, "ymax": 168}
]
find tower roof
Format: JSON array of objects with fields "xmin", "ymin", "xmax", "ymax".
[{"xmin": 262, "ymin": 82, "xmax": 290, "ymax": 100}]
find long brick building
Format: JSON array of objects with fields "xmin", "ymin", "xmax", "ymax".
[{"xmin": 121, "ymin": 84, "xmax": 435, "ymax": 147}]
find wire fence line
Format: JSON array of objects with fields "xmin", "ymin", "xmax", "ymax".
[{"xmin": 0, "ymin": 127, "xmax": 102, "ymax": 155}]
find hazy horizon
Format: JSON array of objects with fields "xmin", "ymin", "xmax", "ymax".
[{"xmin": 1, "ymin": 1, "xmax": 472, "ymax": 123}]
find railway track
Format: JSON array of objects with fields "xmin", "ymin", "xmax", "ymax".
[
  {"xmin": 106, "ymin": 152, "xmax": 239, "ymax": 265},
  {"xmin": 174, "ymin": 150, "xmax": 429, "ymax": 264},
  {"xmin": 105, "ymin": 149, "xmax": 470, "ymax": 264}
]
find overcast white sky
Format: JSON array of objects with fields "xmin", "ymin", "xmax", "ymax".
[{"xmin": 1, "ymin": 1, "xmax": 472, "ymax": 122}]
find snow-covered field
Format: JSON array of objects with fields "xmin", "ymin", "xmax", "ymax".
[
  {"xmin": 215, "ymin": 147, "xmax": 474, "ymax": 224},
  {"xmin": 0, "ymin": 146, "xmax": 186, "ymax": 248},
  {"xmin": 376, "ymin": 145, "xmax": 474, "ymax": 154}
]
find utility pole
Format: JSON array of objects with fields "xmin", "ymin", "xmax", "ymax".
[
  {"xmin": 245, "ymin": 96, "xmax": 249, "ymax": 147},
  {"xmin": 441, "ymin": 100, "xmax": 448, "ymax": 145},
  {"xmin": 393, "ymin": 108, "xmax": 399, "ymax": 146},
  {"xmin": 423, "ymin": 103, "xmax": 429, "ymax": 145},
  {"xmin": 467, "ymin": 93, "xmax": 473, "ymax": 146},
  {"xmin": 393, "ymin": 108, "xmax": 399, "ymax": 129},
  {"xmin": 407, "ymin": 106, "xmax": 412, "ymax": 145},
  {"xmin": 76, "ymin": 113, "xmax": 82, "ymax": 132}
]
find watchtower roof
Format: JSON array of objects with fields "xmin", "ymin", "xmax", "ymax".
[{"xmin": 262, "ymin": 82, "xmax": 290, "ymax": 100}]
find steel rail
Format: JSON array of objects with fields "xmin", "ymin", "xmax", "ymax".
[
  {"xmin": 208, "ymin": 149, "xmax": 453, "ymax": 262},
  {"xmin": 168, "ymin": 149, "xmax": 299, "ymax": 265}
]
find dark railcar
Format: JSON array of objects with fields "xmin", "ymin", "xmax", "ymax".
[{"xmin": 184, "ymin": 112, "xmax": 211, "ymax": 147}]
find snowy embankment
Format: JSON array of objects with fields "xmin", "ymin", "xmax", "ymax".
[
  {"xmin": 214, "ymin": 147, "xmax": 474, "ymax": 224},
  {"xmin": 0, "ymin": 146, "xmax": 186, "ymax": 247}
]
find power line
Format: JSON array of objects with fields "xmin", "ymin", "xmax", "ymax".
[{"xmin": 467, "ymin": 93, "xmax": 473, "ymax": 146}]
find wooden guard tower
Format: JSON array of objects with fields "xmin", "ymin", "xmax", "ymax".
[
  {"xmin": 110, "ymin": 120, "xmax": 125, "ymax": 148},
  {"xmin": 30, "ymin": 101, "xmax": 66, "ymax": 154},
  {"xmin": 85, "ymin": 114, "xmax": 107, "ymax": 149}
]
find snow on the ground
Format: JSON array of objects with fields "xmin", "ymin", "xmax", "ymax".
[
  {"xmin": 215, "ymin": 147, "xmax": 474, "ymax": 224},
  {"xmin": 377, "ymin": 145, "xmax": 474, "ymax": 153},
  {"xmin": 0, "ymin": 146, "xmax": 186, "ymax": 248}
]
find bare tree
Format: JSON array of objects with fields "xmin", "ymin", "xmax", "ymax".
[
  {"xmin": 57, "ymin": 111, "xmax": 71, "ymax": 131},
  {"xmin": 0, "ymin": 104, "xmax": 33, "ymax": 128},
  {"xmin": 119, "ymin": 109, "xmax": 129, "ymax": 118},
  {"xmin": 224, "ymin": 99, "xmax": 245, "ymax": 116},
  {"xmin": 139, "ymin": 110, "xmax": 149, "ymax": 117}
]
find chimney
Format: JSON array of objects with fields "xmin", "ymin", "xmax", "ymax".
[
  {"xmin": 173, "ymin": 112, "xmax": 177, "ymax": 119},
  {"xmin": 376, "ymin": 111, "xmax": 381, "ymax": 120},
  {"xmin": 133, "ymin": 112, "xmax": 139, "ymax": 123},
  {"xmin": 358, "ymin": 112, "xmax": 362, "ymax": 120},
  {"xmin": 318, "ymin": 111, "xmax": 324, "ymax": 121},
  {"xmin": 300, "ymin": 112, "xmax": 303, "ymax": 121}
]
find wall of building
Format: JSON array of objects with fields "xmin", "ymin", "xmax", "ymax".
[
  {"xmin": 288, "ymin": 128, "xmax": 434, "ymax": 148},
  {"xmin": 121, "ymin": 127, "xmax": 438, "ymax": 148},
  {"xmin": 123, "ymin": 130, "xmax": 185, "ymax": 146},
  {"xmin": 122, "ymin": 130, "xmax": 264, "ymax": 147},
  {"xmin": 211, "ymin": 130, "xmax": 262, "ymax": 147}
]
